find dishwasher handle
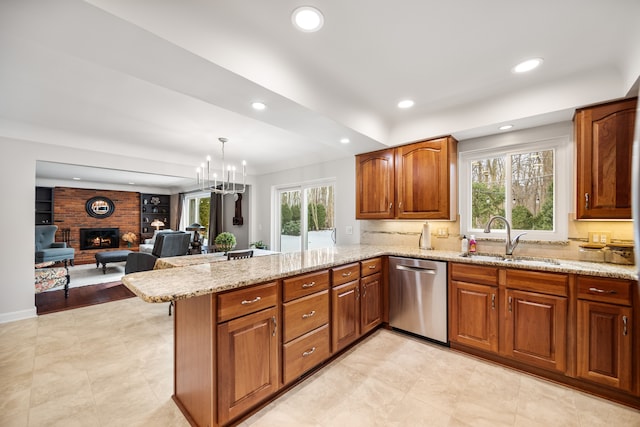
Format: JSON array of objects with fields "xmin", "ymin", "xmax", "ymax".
[{"xmin": 395, "ymin": 264, "xmax": 437, "ymax": 274}]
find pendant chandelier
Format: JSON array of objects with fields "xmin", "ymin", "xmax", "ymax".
[{"xmin": 196, "ymin": 137, "xmax": 247, "ymax": 195}]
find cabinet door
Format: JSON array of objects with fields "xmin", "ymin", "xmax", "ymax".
[
  {"xmin": 331, "ymin": 280, "xmax": 360, "ymax": 352},
  {"xmin": 575, "ymin": 98, "xmax": 637, "ymax": 219},
  {"xmin": 396, "ymin": 137, "xmax": 456, "ymax": 220},
  {"xmin": 449, "ymin": 281, "xmax": 498, "ymax": 352},
  {"xmin": 360, "ymin": 273, "xmax": 382, "ymax": 335},
  {"xmin": 217, "ymin": 307, "xmax": 279, "ymax": 425},
  {"xmin": 577, "ymin": 301, "xmax": 632, "ymax": 391},
  {"xmin": 355, "ymin": 149, "xmax": 395, "ymax": 219},
  {"xmin": 503, "ymin": 289, "xmax": 567, "ymax": 372}
]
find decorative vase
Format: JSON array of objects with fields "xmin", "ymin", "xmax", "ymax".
[{"xmin": 127, "ymin": 242, "xmax": 132, "ymax": 248}]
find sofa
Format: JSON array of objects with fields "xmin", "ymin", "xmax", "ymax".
[
  {"xmin": 138, "ymin": 229, "xmax": 175, "ymax": 253},
  {"xmin": 125, "ymin": 232, "xmax": 191, "ymax": 274}
]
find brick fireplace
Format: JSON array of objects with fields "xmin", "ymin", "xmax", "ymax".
[{"xmin": 53, "ymin": 188, "xmax": 140, "ymax": 265}]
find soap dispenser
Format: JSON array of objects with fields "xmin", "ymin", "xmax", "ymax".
[{"xmin": 461, "ymin": 235, "xmax": 469, "ymax": 255}]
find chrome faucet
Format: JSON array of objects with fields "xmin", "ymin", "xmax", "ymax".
[{"xmin": 483, "ymin": 216, "xmax": 526, "ymax": 256}]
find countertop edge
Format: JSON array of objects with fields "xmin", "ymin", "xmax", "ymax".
[{"xmin": 121, "ymin": 245, "xmax": 638, "ymax": 303}]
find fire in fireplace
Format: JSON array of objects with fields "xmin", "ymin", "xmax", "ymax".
[{"xmin": 79, "ymin": 228, "xmax": 120, "ymax": 250}]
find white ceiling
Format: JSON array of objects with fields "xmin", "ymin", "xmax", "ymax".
[{"xmin": 1, "ymin": 0, "xmax": 639, "ymax": 188}]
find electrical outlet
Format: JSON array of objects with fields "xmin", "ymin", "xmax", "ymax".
[
  {"xmin": 436, "ymin": 227, "xmax": 449, "ymax": 238},
  {"xmin": 600, "ymin": 232, "xmax": 611, "ymax": 244},
  {"xmin": 345, "ymin": 226, "xmax": 353, "ymax": 235}
]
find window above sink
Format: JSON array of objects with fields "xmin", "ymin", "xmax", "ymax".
[{"xmin": 459, "ymin": 135, "xmax": 571, "ymax": 242}]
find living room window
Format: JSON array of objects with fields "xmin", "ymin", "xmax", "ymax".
[
  {"xmin": 459, "ymin": 137, "xmax": 569, "ymax": 241},
  {"xmin": 181, "ymin": 191, "xmax": 211, "ymax": 238}
]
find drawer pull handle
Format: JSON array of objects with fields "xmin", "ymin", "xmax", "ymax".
[
  {"xmin": 302, "ymin": 310, "xmax": 316, "ymax": 319},
  {"xmin": 368, "ymin": 265, "xmax": 376, "ymax": 269},
  {"xmin": 588, "ymin": 287, "xmax": 617, "ymax": 295},
  {"xmin": 623, "ymin": 316, "xmax": 628, "ymax": 336},
  {"xmin": 302, "ymin": 347, "xmax": 316, "ymax": 357},
  {"xmin": 302, "ymin": 281, "xmax": 316, "ymax": 288},
  {"xmin": 342, "ymin": 271, "xmax": 352, "ymax": 277},
  {"xmin": 241, "ymin": 296, "xmax": 261, "ymax": 305}
]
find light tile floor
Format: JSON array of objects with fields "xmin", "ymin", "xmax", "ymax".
[{"xmin": 1, "ymin": 298, "xmax": 639, "ymax": 427}]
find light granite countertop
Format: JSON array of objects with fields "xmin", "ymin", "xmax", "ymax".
[{"xmin": 121, "ymin": 244, "xmax": 638, "ymax": 303}]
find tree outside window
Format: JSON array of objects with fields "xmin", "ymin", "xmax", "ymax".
[{"xmin": 470, "ymin": 150, "xmax": 554, "ymax": 231}]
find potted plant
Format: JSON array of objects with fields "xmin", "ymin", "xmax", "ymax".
[
  {"xmin": 250, "ymin": 240, "xmax": 267, "ymax": 250},
  {"xmin": 214, "ymin": 232, "xmax": 236, "ymax": 253}
]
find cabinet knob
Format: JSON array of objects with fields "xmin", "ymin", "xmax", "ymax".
[
  {"xmin": 272, "ymin": 316, "xmax": 277, "ymax": 337},
  {"xmin": 491, "ymin": 294, "xmax": 496, "ymax": 310},
  {"xmin": 508, "ymin": 296, "xmax": 513, "ymax": 312},
  {"xmin": 623, "ymin": 315, "xmax": 628, "ymax": 336},
  {"xmin": 584, "ymin": 193, "xmax": 590, "ymax": 210}
]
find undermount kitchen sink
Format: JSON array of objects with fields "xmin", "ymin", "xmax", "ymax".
[{"xmin": 460, "ymin": 253, "xmax": 561, "ymax": 266}]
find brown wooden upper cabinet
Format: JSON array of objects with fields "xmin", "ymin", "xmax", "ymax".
[
  {"xmin": 355, "ymin": 136, "xmax": 458, "ymax": 220},
  {"xmin": 575, "ymin": 97, "xmax": 637, "ymax": 219}
]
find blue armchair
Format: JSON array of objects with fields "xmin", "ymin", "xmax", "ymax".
[{"xmin": 35, "ymin": 225, "xmax": 75, "ymax": 266}]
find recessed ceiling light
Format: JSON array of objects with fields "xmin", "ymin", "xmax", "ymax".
[
  {"xmin": 340, "ymin": 138, "xmax": 350, "ymax": 144},
  {"xmin": 513, "ymin": 58, "xmax": 543, "ymax": 73},
  {"xmin": 72, "ymin": 177, "xmax": 81, "ymax": 180},
  {"xmin": 499, "ymin": 124, "xmax": 513, "ymax": 131},
  {"xmin": 251, "ymin": 101, "xmax": 266, "ymax": 110},
  {"xmin": 292, "ymin": 6, "xmax": 324, "ymax": 32},
  {"xmin": 128, "ymin": 182, "xmax": 135, "ymax": 185},
  {"xmin": 397, "ymin": 99, "xmax": 415, "ymax": 109}
]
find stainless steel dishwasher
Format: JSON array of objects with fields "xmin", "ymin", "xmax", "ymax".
[{"xmin": 389, "ymin": 257, "xmax": 448, "ymax": 345}]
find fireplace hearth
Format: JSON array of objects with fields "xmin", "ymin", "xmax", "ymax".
[{"xmin": 79, "ymin": 228, "xmax": 120, "ymax": 250}]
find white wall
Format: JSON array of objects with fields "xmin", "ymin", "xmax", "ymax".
[
  {"xmin": 250, "ymin": 156, "xmax": 360, "ymax": 249},
  {"xmin": 0, "ymin": 138, "xmax": 38, "ymax": 322}
]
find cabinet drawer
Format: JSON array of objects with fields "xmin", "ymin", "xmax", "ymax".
[
  {"xmin": 450, "ymin": 262, "xmax": 498, "ymax": 286},
  {"xmin": 283, "ymin": 290, "xmax": 329, "ymax": 342},
  {"xmin": 217, "ymin": 281, "xmax": 278, "ymax": 322},
  {"xmin": 283, "ymin": 270, "xmax": 329, "ymax": 302},
  {"xmin": 282, "ymin": 324, "xmax": 330, "ymax": 384},
  {"xmin": 332, "ymin": 263, "xmax": 360, "ymax": 286},
  {"xmin": 505, "ymin": 269, "xmax": 568, "ymax": 297},
  {"xmin": 577, "ymin": 276, "xmax": 632, "ymax": 306},
  {"xmin": 361, "ymin": 257, "xmax": 382, "ymax": 277}
]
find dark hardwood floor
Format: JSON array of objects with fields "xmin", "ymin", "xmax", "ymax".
[{"xmin": 35, "ymin": 281, "xmax": 135, "ymax": 315}]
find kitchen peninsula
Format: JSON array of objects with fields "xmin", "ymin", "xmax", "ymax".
[{"xmin": 122, "ymin": 245, "xmax": 639, "ymax": 427}]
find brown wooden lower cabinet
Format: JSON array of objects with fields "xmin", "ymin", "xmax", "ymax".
[
  {"xmin": 360, "ymin": 272, "xmax": 382, "ymax": 335},
  {"xmin": 449, "ymin": 280, "xmax": 498, "ymax": 352},
  {"xmin": 331, "ymin": 280, "xmax": 360, "ymax": 352},
  {"xmin": 217, "ymin": 306, "xmax": 279, "ymax": 425},
  {"xmin": 577, "ymin": 299, "xmax": 633, "ymax": 391},
  {"xmin": 503, "ymin": 289, "xmax": 567, "ymax": 372}
]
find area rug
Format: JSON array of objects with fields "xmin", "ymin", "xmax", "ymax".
[
  {"xmin": 67, "ymin": 262, "xmax": 126, "ymax": 288},
  {"xmin": 36, "ymin": 281, "xmax": 135, "ymax": 315}
]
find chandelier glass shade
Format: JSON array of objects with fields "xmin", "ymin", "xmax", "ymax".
[{"xmin": 196, "ymin": 137, "xmax": 247, "ymax": 195}]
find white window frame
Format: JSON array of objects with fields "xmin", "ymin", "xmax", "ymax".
[
  {"xmin": 180, "ymin": 190, "xmax": 211, "ymax": 231},
  {"xmin": 459, "ymin": 136, "xmax": 570, "ymax": 241},
  {"xmin": 271, "ymin": 178, "xmax": 336, "ymax": 252}
]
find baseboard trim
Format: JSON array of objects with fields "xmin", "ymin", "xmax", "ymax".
[{"xmin": 0, "ymin": 306, "xmax": 37, "ymax": 324}]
